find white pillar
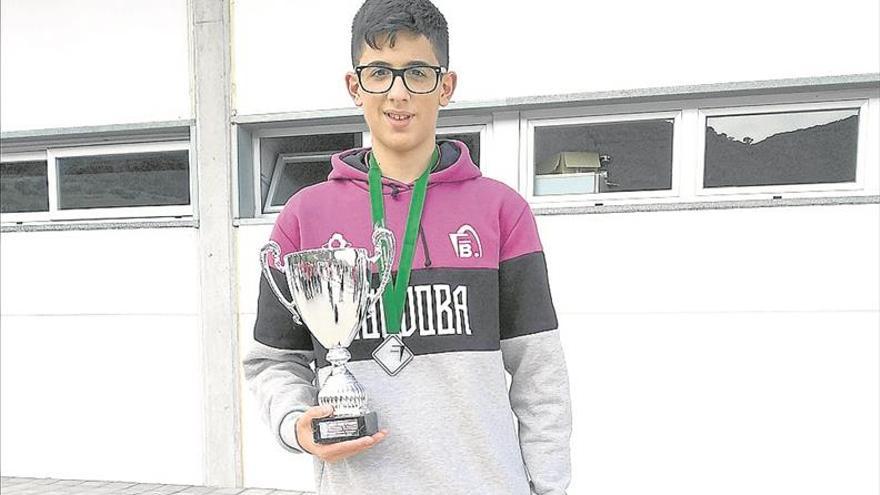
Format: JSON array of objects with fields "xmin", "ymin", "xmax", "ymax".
[{"xmin": 189, "ymin": 0, "xmax": 241, "ymax": 486}]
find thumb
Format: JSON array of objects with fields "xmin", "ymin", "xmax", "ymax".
[{"xmin": 311, "ymin": 404, "xmax": 334, "ymax": 418}]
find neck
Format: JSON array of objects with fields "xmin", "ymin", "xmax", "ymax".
[{"xmin": 370, "ymin": 140, "xmax": 437, "ymax": 184}]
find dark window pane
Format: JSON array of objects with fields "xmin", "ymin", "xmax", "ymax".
[
  {"xmin": 1, "ymin": 161, "xmax": 49, "ymax": 213},
  {"xmin": 261, "ymin": 133, "xmax": 361, "ymax": 210},
  {"xmin": 58, "ymin": 150, "xmax": 190, "ymax": 209},
  {"xmin": 270, "ymin": 159, "xmax": 333, "ymax": 207},
  {"xmin": 704, "ymin": 109, "xmax": 859, "ymax": 188},
  {"xmin": 439, "ymin": 133, "xmax": 480, "ymax": 166},
  {"xmin": 534, "ymin": 120, "xmax": 674, "ymax": 195}
]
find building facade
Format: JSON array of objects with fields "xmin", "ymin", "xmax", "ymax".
[{"xmin": 1, "ymin": 1, "xmax": 879, "ymax": 493}]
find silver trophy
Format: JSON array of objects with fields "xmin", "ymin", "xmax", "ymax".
[{"xmin": 260, "ymin": 227, "xmax": 395, "ymax": 444}]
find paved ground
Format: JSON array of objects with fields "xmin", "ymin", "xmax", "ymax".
[{"xmin": 0, "ymin": 477, "xmax": 315, "ymax": 495}]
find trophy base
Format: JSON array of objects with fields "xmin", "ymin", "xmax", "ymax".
[{"xmin": 312, "ymin": 411, "xmax": 379, "ymax": 444}]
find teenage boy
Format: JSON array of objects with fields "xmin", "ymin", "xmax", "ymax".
[{"xmin": 242, "ymin": 1, "xmax": 572, "ymax": 494}]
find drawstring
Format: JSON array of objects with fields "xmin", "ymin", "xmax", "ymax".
[
  {"xmin": 391, "ymin": 184, "xmax": 431, "ymax": 267},
  {"xmin": 386, "ymin": 189, "xmax": 432, "ymax": 267},
  {"xmin": 419, "ymin": 225, "xmax": 432, "ymax": 268}
]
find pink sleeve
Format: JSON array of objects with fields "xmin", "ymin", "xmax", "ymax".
[
  {"xmin": 499, "ymin": 197, "xmax": 544, "ymax": 262},
  {"xmin": 267, "ymin": 202, "xmax": 301, "ymax": 266}
]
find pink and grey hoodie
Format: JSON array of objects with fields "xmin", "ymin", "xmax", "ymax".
[{"xmin": 242, "ymin": 138, "xmax": 572, "ymax": 495}]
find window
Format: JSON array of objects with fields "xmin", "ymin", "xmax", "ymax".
[
  {"xmin": 437, "ymin": 131, "xmax": 480, "ymax": 167},
  {"xmin": 0, "ymin": 158, "xmax": 49, "ymax": 215},
  {"xmin": 700, "ymin": 104, "xmax": 862, "ymax": 191},
  {"xmin": 57, "ymin": 150, "xmax": 190, "ymax": 209},
  {"xmin": 242, "ymin": 121, "xmax": 489, "ymax": 218},
  {"xmin": 266, "ymin": 152, "xmax": 338, "ymax": 209},
  {"xmin": 524, "ymin": 112, "xmax": 679, "ymax": 202},
  {"xmin": 260, "ymin": 132, "xmax": 362, "ymax": 213},
  {"xmin": 0, "ymin": 141, "xmax": 193, "ymax": 223},
  {"xmin": 234, "ymin": 85, "xmax": 876, "ymax": 216}
]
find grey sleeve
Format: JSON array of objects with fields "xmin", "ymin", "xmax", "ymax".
[
  {"xmin": 501, "ymin": 329, "xmax": 573, "ymax": 495},
  {"xmin": 498, "ymin": 246, "xmax": 571, "ymax": 495},
  {"xmin": 241, "ymin": 268, "xmax": 318, "ymax": 455}
]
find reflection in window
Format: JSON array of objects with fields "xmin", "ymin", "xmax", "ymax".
[
  {"xmin": 58, "ymin": 151, "xmax": 190, "ymax": 209},
  {"xmin": 533, "ymin": 119, "xmax": 674, "ymax": 196},
  {"xmin": 438, "ymin": 133, "xmax": 480, "ymax": 167},
  {"xmin": 1, "ymin": 161, "xmax": 49, "ymax": 213},
  {"xmin": 704, "ymin": 109, "xmax": 859, "ymax": 188},
  {"xmin": 260, "ymin": 133, "xmax": 361, "ymax": 211}
]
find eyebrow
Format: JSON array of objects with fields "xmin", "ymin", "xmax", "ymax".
[{"xmin": 366, "ymin": 60, "xmax": 435, "ymax": 67}]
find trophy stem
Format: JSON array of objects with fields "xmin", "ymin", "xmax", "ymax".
[
  {"xmin": 319, "ymin": 345, "xmax": 369, "ymax": 417},
  {"xmin": 326, "ymin": 345, "xmax": 351, "ymax": 371}
]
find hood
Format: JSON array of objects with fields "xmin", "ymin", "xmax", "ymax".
[{"xmin": 328, "ymin": 138, "xmax": 481, "ymax": 194}]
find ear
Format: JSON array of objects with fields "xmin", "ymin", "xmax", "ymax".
[
  {"xmin": 345, "ymin": 71, "xmax": 363, "ymax": 107},
  {"xmin": 438, "ymin": 70, "xmax": 457, "ymax": 107}
]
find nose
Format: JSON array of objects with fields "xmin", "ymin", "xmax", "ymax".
[{"xmin": 387, "ymin": 72, "xmax": 410, "ymax": 101}]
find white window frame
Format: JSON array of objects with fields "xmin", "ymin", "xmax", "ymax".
[
  {"xmin": 1, "ymin": 141, "xmax": 194, "ymax": 223},
  {"xmin": 520, "ymin": 110, "xmax": 684, "ymax": 207},
  {"xmin": 695, "ymin": 98, "xmax": 876, "ymax": 199},
  {"xmin": 0, "ymin": 151, "xmax": 50, "ymax": 223},
  {"xmin": 252, "ymin": 123, "xmax": 367, "ymax": 218},
  {"xmin": 49, "ymin": 141, "xmax": 193, "ymax": 221}
]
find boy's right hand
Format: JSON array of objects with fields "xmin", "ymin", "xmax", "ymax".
[{"xmin": 295, "ymin": 405, "xmax": 388, "ymax": 463}]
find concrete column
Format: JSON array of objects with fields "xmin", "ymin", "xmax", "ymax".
[{"xmin": 189, "ymin": 0, "xmax": 241, "ymax": 486}]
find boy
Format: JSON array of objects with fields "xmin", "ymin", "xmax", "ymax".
[{"xmin": 242, "ymin": 1, "xmax": 572, "ymax": 494}]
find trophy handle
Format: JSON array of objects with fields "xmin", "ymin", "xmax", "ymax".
[
  {"xmin": 260, "ymin": 241, "xmax": 303, "ymax": 325},
  {"xmin": 366, "ymin": 224, "xmax": 395, "ymax": 312}
]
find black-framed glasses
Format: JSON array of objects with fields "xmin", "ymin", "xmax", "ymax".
[{"xmin": 355, "ymin": 65, "xmax": 446, "ymax": 94}]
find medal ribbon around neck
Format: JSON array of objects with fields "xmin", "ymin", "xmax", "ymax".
[{"xmin": 367, "ymin": 145, "xmax": 440, "ymax": 335}]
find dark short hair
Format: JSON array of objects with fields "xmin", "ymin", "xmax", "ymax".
[{"xmin": 350, "ymin": 0, "xmax": 449, "ymax": 69}]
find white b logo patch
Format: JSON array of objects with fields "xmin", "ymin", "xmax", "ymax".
[{"xmin": 449, "ymin": 224, "xmax": 483, "ymax": 259}]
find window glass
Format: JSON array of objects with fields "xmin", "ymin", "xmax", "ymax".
[
  {"xmin": 57, "ymin": 150, "xmax": 190, "ymax": 209},
  {"xmin": 533, "ymin": 119, "xmax": 674, "ymax": 196},
  {"xmin": 1, "ymin": 161, "xmax": 49, "ymax": 213},
  {"xmin": 704, "ymin": 108, "xmax": 859, "ymax": 187},
  {"xmin": 438, "ymin": 132, "xmax": 480, "ymax": 167},
  {"xmin": 260, "ymin": 133, "xmax": 361, "ymax": 210},
  {"xmin": 269, "ymin": 158, "xmax": 334, "ymax": 208}
]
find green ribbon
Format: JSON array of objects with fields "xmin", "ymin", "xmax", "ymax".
[{"xmin": 368, "ymin": 146, "xmax": 440, "ymax": 334}]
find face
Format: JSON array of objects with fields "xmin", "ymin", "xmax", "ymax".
[{"xmin": 345, "ymin": 31, "xmax": 457, "ymax": 154}]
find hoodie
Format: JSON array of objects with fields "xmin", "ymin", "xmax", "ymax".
[{"xmin": 242, "ymin": 138, "xmax": 572, "ymax": 495}]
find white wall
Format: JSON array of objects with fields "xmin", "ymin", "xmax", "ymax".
[
  {"xmin": 236, "ymin": 202, "xmax": 879, "ymax": 494},
  {"xmin": 0, "ymin": 0, "xmax": 200, "ymax": 483},
  {"xmin": 0, "ymin": 228, "xmax": 204, "ymax": 485},
  {"xmin": 542, "ymin": 203, "xmax": 879, "ymax": 493},
  {"xmin": 232, "ymin": 0, "xmax": 880, "ymax": 115},
  {"xmin": 0, "ymin": 0, "xmax": 191, "ymax": 131}
]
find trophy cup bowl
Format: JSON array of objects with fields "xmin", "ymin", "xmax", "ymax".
[{"xmin": 260, "ymin": 227, "xmax": 395, "ymax": 444}]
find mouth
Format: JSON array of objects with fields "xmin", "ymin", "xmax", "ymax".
[{"xmin": 385, "ymin": 111, "xmax": 414, "ymax": 128}]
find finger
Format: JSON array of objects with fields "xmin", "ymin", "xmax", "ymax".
[
  {"xmin": 302, "ymin": 405, "xmax": 334, "ymax": 420},
  {"xmin": 368, "ymin": 429, "xmax": 388, "ymax": 443},
  {"xmin": 293, "ymin": 418, "xmax": 317, "ymax": 454},
  {"xmin": 296, "ymin": 407, "xmax": 333, "ymax": 454},
  {"xmin": 321, "ymin": 430, "xmax": 388, "ymax": 460}
]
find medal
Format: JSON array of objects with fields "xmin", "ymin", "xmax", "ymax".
[{"xmin": 367, "ymin": 145, "xmax": 439, "ymax": 376}]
